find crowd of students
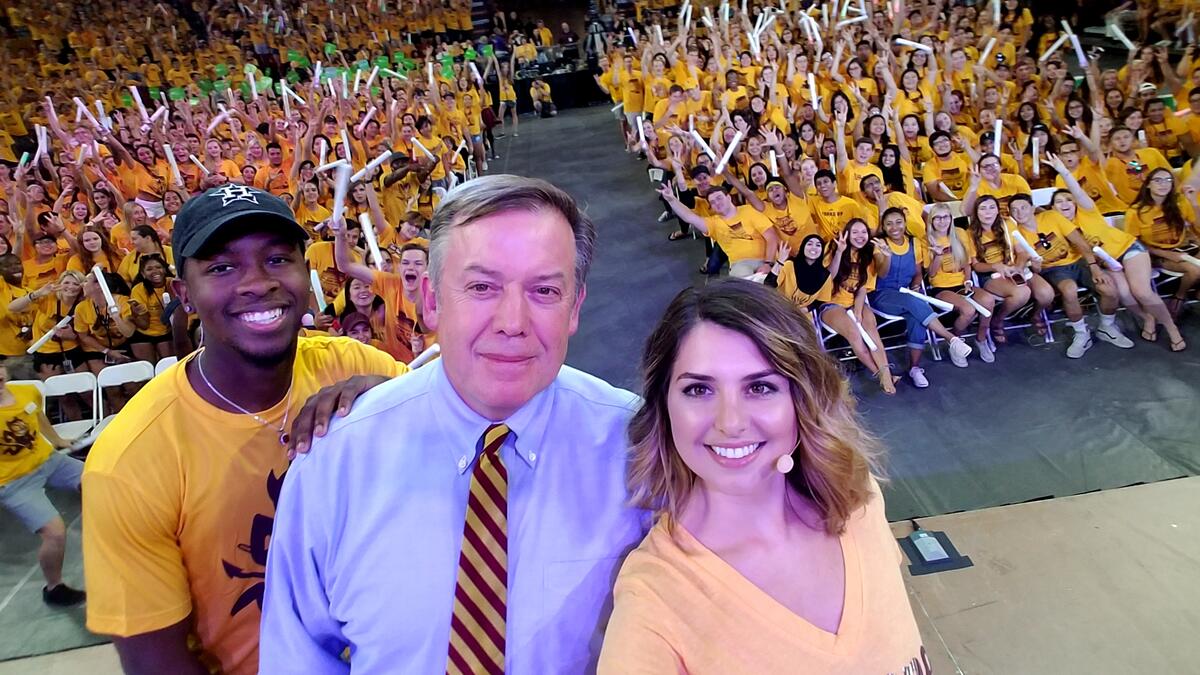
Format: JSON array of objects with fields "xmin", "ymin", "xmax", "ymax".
[
  {"xmin": 0, "ymin": 0, "xmax": 586, "ymax": 388},
  {"xmin": 595, "ymin": 0, "xmax": 1200, "ymax": 393}
]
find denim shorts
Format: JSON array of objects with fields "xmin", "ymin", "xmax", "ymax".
[
  {"xmin": 1121, "ymin": 240, "xmax": 1147, "ymax": 261},
  {"xmin": 0, "ymin": 452, "xmax": 83, "ymax": 532}
]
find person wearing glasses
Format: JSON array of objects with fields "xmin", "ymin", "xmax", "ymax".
[
  {"xmin": 963, "ymin": 153, "xmax": 1032, "ymax": 220},
  {"xmin": 1123, "ymin": 167, "xmax": 1200, "ymax": 321}
]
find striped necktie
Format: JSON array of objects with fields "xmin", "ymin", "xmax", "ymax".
[{"xmin": 447, "ymin": 423, "xmax": 511, "ymax": 675}]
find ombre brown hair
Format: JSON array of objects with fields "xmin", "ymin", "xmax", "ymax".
[{"xmin": 627, "ymin": 279, "xmax": 882, "ymax": 535}]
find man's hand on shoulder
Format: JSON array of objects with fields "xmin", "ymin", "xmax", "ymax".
[{"xmin": 287, "ymin": 375, "xmax": 392, "ymax": 459}]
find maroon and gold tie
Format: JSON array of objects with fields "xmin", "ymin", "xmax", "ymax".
[{"xmin": 446, "ymin": 424, "xmax": 511, "ymax": 675}]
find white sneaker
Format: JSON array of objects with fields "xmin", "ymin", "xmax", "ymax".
[
  {"xmin": 909, "ymin": 367, "xmax": 929, "ymax": 388},
  {"xmin": 977, "ymin": 339, "xmax": 995, "ymax": 363},
  {"xmin": 657, "ymin": 210, "xmax": 671, "ymax": 222},
  {"xmin": 948, "ymin": 337, "xmax": 971, "ymax": 367},
  {"xmin": 481, "ymin": 161, "xmax": 489, "ymax": 172},
  {"xmin": 1094, "ymin": 323, "xmax": 1134, "ymax": 349},
  {"xmin": 1067, "ymin": 329, "xmax": 1094, "ymax": 358}
]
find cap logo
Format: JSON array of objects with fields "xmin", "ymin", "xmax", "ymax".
[{"xmin": 210, "ymin": 184, "xmax": 261, "ymax": 207}]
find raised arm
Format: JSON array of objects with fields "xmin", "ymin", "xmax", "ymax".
[{"xmin": 658, "ymin": 183, "xmax": 710, "ymax": 233}]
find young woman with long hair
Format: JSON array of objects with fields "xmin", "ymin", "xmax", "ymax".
[
  {"xmin": 600, "ymin": 279, "xmax": 925, "ymax": 673},
  {"xmin": 925, "ymin": 203, "xmax": 996, "ymax": 360},
  {"xmin": 1123, "ymin": 167, "xmax": 1200, "ymax": 319},
  {"xmin": 66, "ymin": 225, "xmax": 121, "ymax": 275},
  {"xmin": 819, "ymin": 219, "xmax": 898, "ymax": 394},
  {"xmin": 7, "ymin": 270, "xmax": 85, "ymax": 380},
  {"xmin": 967, "ymin": 195, "xmax": 1037, "ymax": 343}
]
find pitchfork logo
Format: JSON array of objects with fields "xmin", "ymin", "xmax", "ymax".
[{"xmin": 211, "ymin": 183, "xmax": 261, "ymax": 207}]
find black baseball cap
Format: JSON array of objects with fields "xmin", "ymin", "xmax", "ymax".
[{"xmin": 172, "ymin": 184, "xmax": 307, "ymax": 272}]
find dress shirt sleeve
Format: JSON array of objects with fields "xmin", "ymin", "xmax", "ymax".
[{"xmin": 259, "ymin": 456, "xmax": 350, "ymax": 675}]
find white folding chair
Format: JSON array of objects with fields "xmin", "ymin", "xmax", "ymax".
[
  {"xmin": 866, "ymin": 300, "xmax": 911, "ymax": 356},
  {"xmin": 43, "ymin": 371, "xmax": 99, "ymax": 441},
  {"xmin": 96, "ymin": 361, "xmax": 156, "ymax": 419},
  {"xmin": 154, "ymin": 355, "xmax": 179, "ymax": 376}
]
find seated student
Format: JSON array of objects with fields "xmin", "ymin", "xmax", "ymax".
[
  {"xmin": 127, "ymin": 254, "xmax": 175, "ymax": 363},
  {"xmin": 0, "ymin": 361, "xmax": 85, "ymax": 607},
  {"xmin": 599, "ymin": 279, "xmax": 926, "ymax": 673},
  {"xmin": 859, "ymin": 174, "xmax": 925, "ymax": 240},
  {"xmin": 765, "ymin": 234, "xmax": 835, "ymax": 318},
  {"xmin": 1009, "ymin": 193, "xmax": 1131, "ymax": 358},
  {"xmin": 117, "ymin": 225, "xmax": 174, "ymax": 284},
  {"xmin": 964, "ymin": 153, "xmax": 1032, "ymax": 219},
  {"xmin": 66, "ymin": 225, "xmax": 121, "ymax": 275},
  {"xmin": 924, "ymin": 203, "xmax": 996, "ymax": 361},
  {"xmin": 808, "ymin": 169, "xmax": 869, "ymax": 240},
  {"xmin": 659, "ymin": 182, "xmax": 778, "ymax": 279},
  {"xmin": 0, "ymin": 254, "xmax": 35, "ymax": 379},
  {"xmin": 1123, "ymin": 167, "xmax": 1200, "ymax": 319},
  {"xmin": 1047, "ymin": 154, "xmax": 1185, "ymax": 352},
  {"xmin": 922, "ymin": 130, "xmax": 972, "ymax": 202},
  {"xmin": 967, "ymin": 195, "xmax": 1036, "ymax": 345},
  {"xmin": 819, "ymin": 219, "xmax": 898, "ymax": 394},
  {"xmin": 870, "ymin": 207, "xmax": 973, "ymax": 388}
]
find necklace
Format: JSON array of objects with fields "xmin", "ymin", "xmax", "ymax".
[{"xmin": 195, "ymin": 349, "xmax": 295, "ymax": 446}]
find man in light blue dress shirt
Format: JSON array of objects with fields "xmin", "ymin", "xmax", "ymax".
[{"xmin": 260, "ymin": 175, "xmax": 648, "ymax": 674}]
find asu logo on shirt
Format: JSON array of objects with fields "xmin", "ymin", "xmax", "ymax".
[{"xmin": 726, "ymin": 221, "xmax": 754, "ymax": 241}]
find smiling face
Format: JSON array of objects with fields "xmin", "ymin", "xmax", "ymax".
[
  {"xmin": 421, "ymin": 209, "xmax": 584, "ymax": 422},
  {"xmin": 173, "ymin": 228, "xmax": 307, "ymax": 367},
  {"xmin": 883, "ymin": 212, "xmax": 907, "ymax": 241},
  {"xmin": 141, "ymin": 258, "xmax": 167, "ymax": 286},
  {"xmin": 666, "ymin": 321, "xmax": 797, "ymax": 494},
  {"xmin": 81, "ymin": 230, "xmax": 103, "ymax": 252},
  {"xmin": 848, "ymin": 220, "xmax": 870, "ymax": 248},
  {"xmin": 1009, "ymin": 199, "xmax": 1033, "ymax": 225}
]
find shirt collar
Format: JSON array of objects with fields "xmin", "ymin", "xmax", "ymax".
[{"xmin": 432, "ymin": 360, "xmax": 550, "ymax": 474}]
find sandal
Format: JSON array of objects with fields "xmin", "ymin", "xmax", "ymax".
[
  {"xmin": 1033, "ymin": 313, "xmax": 1048, "ymax": 337},
  {"xmin": 990, "ymin": 323, "xmax": 1008, "ymax": 345},
  {"xmin": 1140, "ymin": 327, "xmax": 1157, "ymax": 342},
  {"xmin": 874, "ymin": 371, "xmax": 899, "ymax": 395},
  {"xmin": 668, "ymin": 231, "xmax": 687, "ymax": 241},
  {"xmin": 1171, "ymin": 336, "xmax": 1188, "ymax": 352}
]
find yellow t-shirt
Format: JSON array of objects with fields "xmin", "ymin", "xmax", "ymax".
[
  {"xmin": 1073, "ymin": 208, "xmax": 1135, "ymax": 259},
  {"xmin": 74, "ymin": 296, "xmax": 132, "ymax": 350},
  {"xmin": 839, "ymin": 161, "xmax": 883, "ymax": 205},
  {"xmin": 1056, "ymin": 158, "xmax": 1124, "ymax": 215},
  {"xmin": 808, "ymin": 196, "xmax": 868, "ymax": 241},
  {"xmin": 830, "ymin": 251, "xmax": 878, "ymax": 307},
  {"xmin": 703, "ymin": 205, "xmax": 774, "ymax": 263},
  {"xmin": 1104, "ymin": 149, "xmax": 1170, "ymax": 205},
  {"xmin": 926, "ymin": 229, "xmax": 974, "ymax": 289},
  {"xmin": 0, "ymin": 384, "xmax": 54, "ymax": 486},
  {"xmin": 129, "ymin": 283, "xmax": 170, "ymax": 337},
  {"xmin": 304, "ymin": 241, "xmax": 358, "ymax": 305},
  {"xmin": 0, "ymin": 280, "xmax": 33, "ymax": 357},
  {"xmin": 1123, "ymin": 199, "xmax": 1198, "ymax": 250},
  {"xmin": 763, "ymin": 195, "xmax": 816, "ymax": 252},
  {"xmin": 1016, "ymin": 211, "xmax": 1081, "ymax": 269},
  {"xmin": 976, "ymin": 173, "xmax": 1032, "ymax": 219},
  {"xmin": 598, "ymin": 481, "xmax": 926, "ymax": 674},
  {"xmin": 921, "ymin": 152, "xmax": 971, "ymax": 197},
  {"xmin": 82, "ymin": 337, "xmax": 407, "ymax": 675}
]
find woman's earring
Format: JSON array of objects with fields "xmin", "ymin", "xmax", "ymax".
[
  {"xmin": 184, "ymin": 305, "xmax": 193, "ymax": 312},
  {"xmin": 775, "ymin": 454, "xmax": 795, "ymax": 474}
]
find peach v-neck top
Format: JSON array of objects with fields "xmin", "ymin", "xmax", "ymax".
[{"xmin": 598, "ymin": 484, "xmax": 930, "ymax": 674}]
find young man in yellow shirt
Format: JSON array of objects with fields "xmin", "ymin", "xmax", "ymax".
[
  {"xmin": 82, "ymin": 186, "xmax": 407, "ymax": 675},
  {"xmin": 0, "ymin": 360, "xmax": 82, "ymax": 607}
]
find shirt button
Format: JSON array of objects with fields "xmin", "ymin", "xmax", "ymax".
[
  {"xmin": 457, "ymin": 457, "xmax": 466, "ymax": 470},
  {"xmin": 529, "ymin": 452, "xmax": 537, "ymax": 462}
]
